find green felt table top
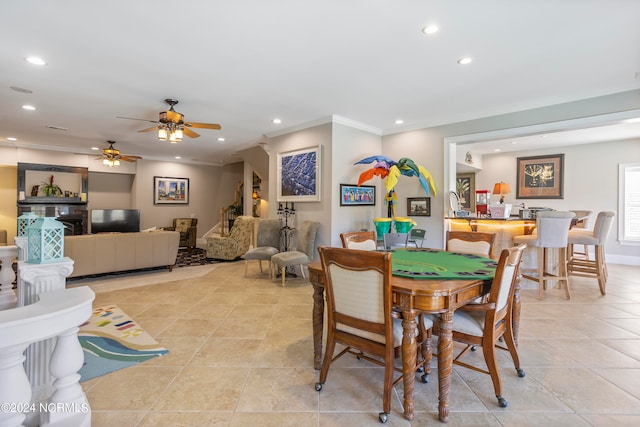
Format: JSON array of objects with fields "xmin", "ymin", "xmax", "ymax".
[{"xmin": 388, "ymin": 248, "xmax": 497, "ymax": 280}]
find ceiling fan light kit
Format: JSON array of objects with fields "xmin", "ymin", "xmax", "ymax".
[
  {"xmin": 98, "ymin": 141, "xmax": 142, "ymax": 167},
  {"xmin": 118, "ymin": 98, "xmax": 221, "ymax": 143}
]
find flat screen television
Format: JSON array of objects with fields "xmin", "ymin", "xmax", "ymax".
[{"xmin": 90, "ymin": 209, "xmax": 140, "ymax": 233}]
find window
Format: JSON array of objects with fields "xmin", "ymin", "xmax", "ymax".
[{"xmin": 619, "ymin": 162, "xmax": 640, "ymax": 245}]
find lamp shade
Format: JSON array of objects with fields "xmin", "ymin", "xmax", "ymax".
[
  {"xmin": 493, "ymin": 182, "xmax": 511, "ymax": 195},
  {"xmin": 493, "ymin": 182, "xmax": 511, "ymax": 204}
]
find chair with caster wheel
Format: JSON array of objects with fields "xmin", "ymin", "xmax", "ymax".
[
  {"xmin": 314, "ymin": 246, "xmax": 432, "ymax": 423},
  {"xmin": 432, "ymin": 244, "xmax": 526, "ymax": 408}
]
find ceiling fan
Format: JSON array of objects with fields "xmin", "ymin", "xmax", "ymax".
[
  {"xmin": 117, "ymin": 98, "xmax": 221, "ymax": 142},
  {"xmin": 98, "ymin": 141, "xmax": 142, "ymax": 167}
]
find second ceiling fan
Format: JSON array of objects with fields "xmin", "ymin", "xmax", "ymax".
[{"xmin": 118, "ymin": 99, "xmax": 221, "ymax": 142}]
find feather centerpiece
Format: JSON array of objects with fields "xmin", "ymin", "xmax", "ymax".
[{"xmin": 354, "ymin": 155, "xmax": 437, "ymax": 197}]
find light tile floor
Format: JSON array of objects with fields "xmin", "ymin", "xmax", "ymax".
[{"xmin": 71, "ymin": 261, "xmax": 640, "ymax": 426}]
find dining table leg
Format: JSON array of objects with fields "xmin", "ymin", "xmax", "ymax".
[
  {"xmin": 311, "ymin": 282, "xmax": 325, "ymax": 370},
  {"xmin": 437, "ymin": 310, "xmax": 454, "ymax": 423},
  {"xmin": 401, "ymin": 309, "xmax": 418, "ymax": 420}
]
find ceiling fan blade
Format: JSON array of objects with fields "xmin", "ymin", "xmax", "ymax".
[
  {"xmin": 122, "ymin": 155, "xmax": 142, "ymax": 160},
  {"xmin": 120, "ymin": 157, "xmax": 138, "ymax": 162},
  {"xmin": 183, "ymin": 127, "xmax": 200, "ymax": 138},
  {"xmin": 116, "ymin": 116, "xmax": 159, "ymax": 124},
  {"xmin": 185, "ymin": 122, "xmax": 221, "ymax": 130},
  {"xmin": 138, "ymin": 126, "xmax": 160, "ymax": 133}
]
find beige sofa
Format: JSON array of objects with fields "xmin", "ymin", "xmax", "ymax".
[{"xmin": 64, "ymin": 231, "xmax": 180, "ymax": 278}]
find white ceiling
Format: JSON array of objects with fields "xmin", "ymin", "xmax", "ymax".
[{"xmin": 1, "ymin": 0, "xmax": 639, "ymax": 166}]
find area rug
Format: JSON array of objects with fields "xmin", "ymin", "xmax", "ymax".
[
  {"xmin": 78, "ymin": 305, "xmax": 168, "ymax": 382},
  {"xmin": 175, "ymin": 247, "xmax": 220, "ymax": 267}
]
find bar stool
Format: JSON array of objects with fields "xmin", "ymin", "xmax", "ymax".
[
  {"xmin": 567, "ymin": 211, "xmax": 615, "ymax": 296},
  {"xmin": 513, "ymin": 211, "xmax": 575, "ymax": 299},
  {"xmin": 568, "ymin": 210, "xmax": 594, "ymax": 260}
]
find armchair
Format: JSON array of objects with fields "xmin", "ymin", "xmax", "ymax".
[
  {"xmin": 164, "ymin": 218, "xmax": 198, "ymax": 253},
  {"xmin": 206, "ymin": 216, "xmax": 254, "ymax": 260}
]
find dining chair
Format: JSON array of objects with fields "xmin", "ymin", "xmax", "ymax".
[
  {"xmin": 340, "ymin": 231, "xmax": 377, "ymax": 250},
  {"xmin": 315, "ymin": 246, "xmax": 433, "ymax": 423},
  {"xmin": 382, "ymin": 232, "xmax": 408, "ymax": 251},
  {"xmin": 567, "ymin": 211, "xmax": 615, "ymax": 295},
  {"xmin": 435, "ymin": 244, "xmax": 526, "ymax": 408},
  {"xmin": 243, "ymin": 219, "xmax": 281, "ymax": 276},
  {"xmin": 408, "ymin": 228, "xmax": 426, "ymax": 248},
  {"xmin": 513, "ymin": 211, "xmax": 575, "ymax": 299},
  {"xmin": 271, "ymin": 221, "xmax": 320, "ymax": 287},
  {"xmin": 445, "ymin": 231, "xmax": 496, "ymax": 258}
]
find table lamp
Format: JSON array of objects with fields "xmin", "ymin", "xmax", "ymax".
[{"xmin": 493, "ymin": 181, "xmax": 511, "ymax": 204}]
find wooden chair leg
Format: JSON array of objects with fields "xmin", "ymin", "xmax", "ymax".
[
  {"xmin": 281, "ymin": 266, "xmax": 286, "ymax": 287},
  {"xmin": 258, "ymin": 260, "xmax": 263, "ymax": 273},
  {"xmin": 244, "ymin": 260, "xmax": 249, "ymax": 277},
  {"xmin": 560, "ymin": 247, "xmax": 571, "ymax": 300},
  {"xmin": 596, "ymin": 245, "xmax": 606, "ymax": 295},
  {"xmin": 481, "ymin": 336, "xmax": 505, "ymax": 407},
  {"xmin": 537, "ymin": 247, "xmax": 545, "ymax": 298}
]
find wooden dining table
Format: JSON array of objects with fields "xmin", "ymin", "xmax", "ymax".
[{"xmin": 307, "ymin": 248, "xmax": 519, "ymax": 423}]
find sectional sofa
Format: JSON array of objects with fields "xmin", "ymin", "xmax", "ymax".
[{"xmin": 64, "ymin": 230, "xmax": 180, "ymax": 278}]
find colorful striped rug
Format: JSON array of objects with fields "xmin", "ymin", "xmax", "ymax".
[{"xmin": 78, "ymin": 305, "xmax": 168, "ymax": 382}]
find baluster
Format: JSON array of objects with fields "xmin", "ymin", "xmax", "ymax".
[
  {"xmin": 0, "ymin": 246, "xmax": 18, "ymax": 310},
  {"xmin": 0, "ymin": 343, "xmax": 31, "ymax": 427},
  {"xmin": 44, "ymin": 327, "xmax": 90, "ymax": 426}
]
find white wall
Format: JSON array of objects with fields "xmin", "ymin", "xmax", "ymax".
[
  {"xmin": 382, "ymin": 128, "xmax": 447, "ymax": 249},
  {"xmin": 330, "ymin": 123, "xmax": 382, "ymax": 246},
  {"xmin": 268, "ymin": 123, "xmax": 333, "ymax": 259},
  {"xmin": 132, "ymin": 160, "xmax": 242, "ymax": 235}
]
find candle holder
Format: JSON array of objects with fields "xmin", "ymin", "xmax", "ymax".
[
  {"xmin": 277, "ymin": 202, "xmax": 296, "ymax": 252},
  {"xmin": 277, "ymin": 202, "xmax": 297, "ymax": 276}
]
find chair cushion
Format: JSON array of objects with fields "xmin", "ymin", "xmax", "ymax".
[
  {"xmin": 567, "ymin": 229, "xmax": 598, "ymax": 245},
  {"xmin": 271, "ymin": 251, "xmax": 310, "ymax": 267},
  {"xmin": 451, "ymin": 310, "xmax": 485, "ymax": 336},
  {"xmin": 244, "ymin": 246, "xmax": 279, "ymax": 260},
  {"xmin": 338, "ymin": 316, "xmax": 432, "ymax": 347}
]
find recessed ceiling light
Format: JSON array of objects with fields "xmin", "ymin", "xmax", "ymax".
[
  {"xmin": 25, "ymin": 56, "xmax": 46, "ymax": 66},
  {"xmin": 217, "ymin": 137, "xmax": 225, "ymax": 142},
  {"xmin": 175, "ymin": 156, "xmax": 181, "ymax": 159},
  {"xmin": 91, "ymin": 147, "xmax": 99, "ymax": 150},
  {"xmin": 22, "ymin": 105, "xmax": 36, "ymax": 111},
  {"xmin": 494, "ymin": 148, "xmax": 501, "ymax": 152},
  {"xmin": 272, "ymin": 118, "xmax": 282, "ymax": 124},
  {"xmin": 624, "ymin": 117, "xmax": 640, "ymax": 123},
  {"xmin": 421, "ymin": 25, "xmax": 439, "ymax": 34},
  {"xmin": 511, "ymin": 141, "xmax": 518, "ymax": 144},
  {"xmin": 457, "ymin": 57, "xmax": 472, "ymax": 65},
  {"xmin": 394, "ymin": 119, "xmax": 404, "ymax": 125},
  {"xmin": 7, "ymin": 137, "xmax": 17, "ymax": 141}
]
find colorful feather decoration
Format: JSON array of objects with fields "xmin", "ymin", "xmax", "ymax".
[{"xmin": 353, "ymin": 155, "xmax": 437, "ymax": 196}]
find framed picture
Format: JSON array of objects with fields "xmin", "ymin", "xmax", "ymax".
[
  {"xmin": 277, "ymin": 145, "xmax": 321, "ymax": 202},
  {"xmin": 456, "ymin": 172, "xmax": 475, "ymax": 211},
  {"xmin": 407, "ymin": 197, "xmax": 431, "ymax": 216},
  {"xmin": 340, "ymin": 184, "xmax": 375, "ymax": 206},
  {"xmin": 154, "ymin": 176, "xmax": 189, "ymax": 204},
  {"xmin": 516, "ymin": 154, "xmax": 564, "ymax": 199}
]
